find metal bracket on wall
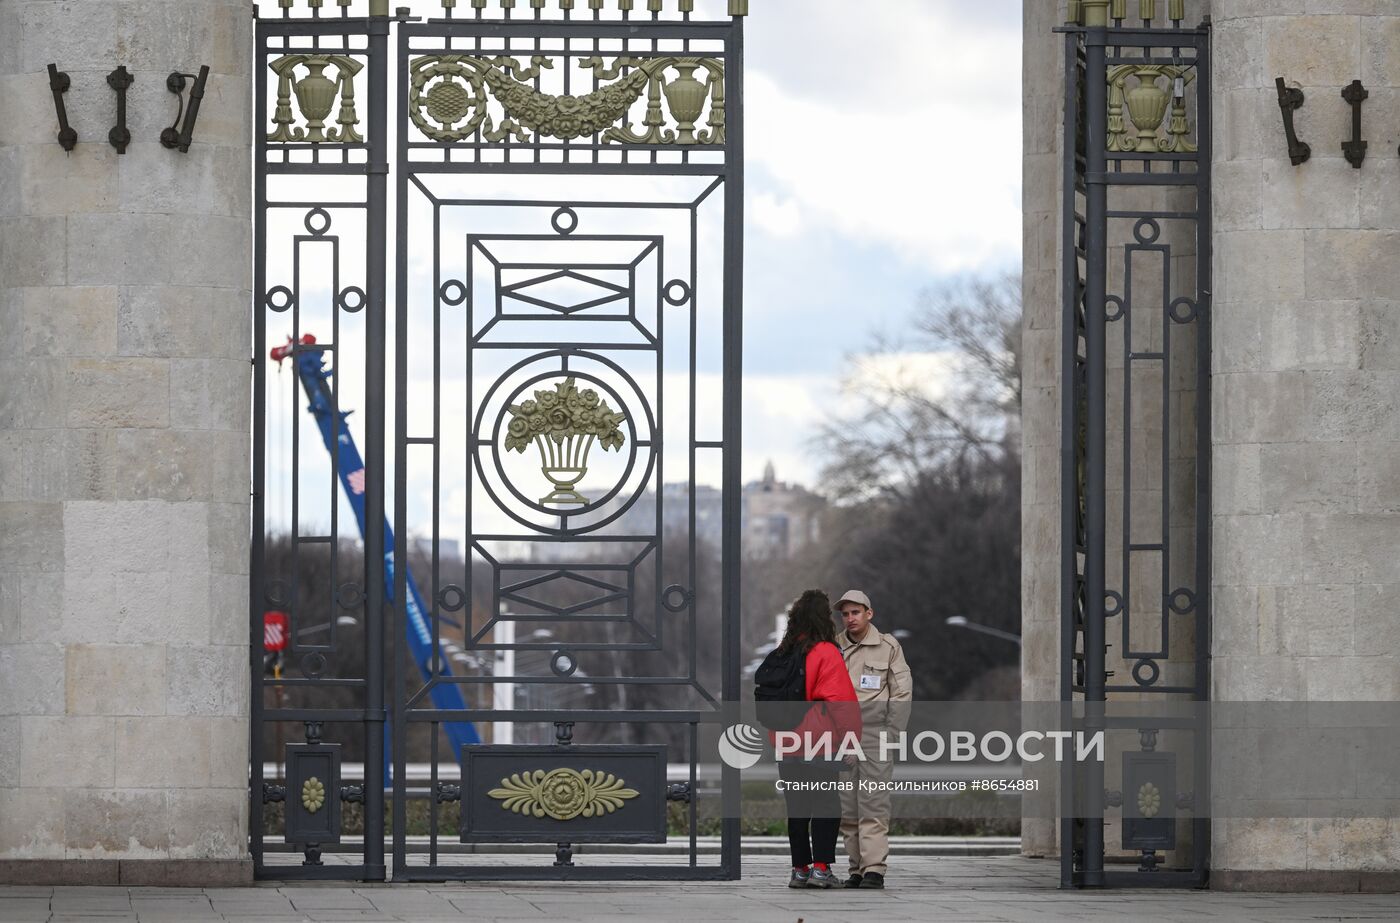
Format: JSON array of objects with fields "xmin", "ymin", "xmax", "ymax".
[
  {"xmin": 1342, "ymin": 79, "xmax": 1368, "ymax": 168},
  {"xmin": 160, "ymin": 65, "xmax": 210, "ymax": 153},
  {"xmin": 1338, "ymin": 79, "xmax": 1372, "ymax": 168},
  {"xmin": 1274, "ymin": 77, "xmax": 1309, "ymax": 166},
  {"xmin": 47, "ymin": 63, "xmax": 76, "ymax": 152},
  {"xmin": 106, "ymin": 66, "xmax": 133, "ymax": 154}
]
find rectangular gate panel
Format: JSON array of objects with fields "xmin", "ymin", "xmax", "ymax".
[
  {"xmin": 254, "ymin": 0, "xmax": 744, "ymax": 884},
  {"xmin": 252, "ymin": 6, "xmax": 391, "ymax": 882},
  {"xmin": 460, "ymin": 745, "xmax": 667, "ymax": 843},
  {"xmin": 391, "ymin": 7, "xmax": 743, "ymax": 883},
  {"xmin": 1059, "ymin": 5, "xmax": 1211, "ymax": 890}
]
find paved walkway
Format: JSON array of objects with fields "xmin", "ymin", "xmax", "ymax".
[{"xmin": 3, "ymin": 857, "xmax": 1399, "ymax": 922}]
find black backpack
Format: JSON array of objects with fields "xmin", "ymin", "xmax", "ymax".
[{"xmin": 754, "ymin": 644, "xmax": 808, "ymax": 731}]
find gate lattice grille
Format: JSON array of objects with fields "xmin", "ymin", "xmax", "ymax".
[
  {"xmin": 1058, "ymin": 6, "xmax": 1211, "ymax": 889},
  {"xmin": 251, "ymin": 0, "xmax": 743, "ymax": 883}
]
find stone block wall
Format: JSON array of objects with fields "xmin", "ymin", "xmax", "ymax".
[
  {"xmin": 0, "ymin": 0, "xmax": 252, "ymax": 883},
  {"xmin": 1209, "ymin": 0, "xmax": 1400, "ymax": 887}
]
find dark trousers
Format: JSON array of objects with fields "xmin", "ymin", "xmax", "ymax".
[{"xmin": 780, "ymin": 759, "xmax": 841, "ymax": 867}]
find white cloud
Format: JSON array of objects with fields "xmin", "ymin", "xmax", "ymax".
[
  {"xmin": 752, "ymin": 192, "xmax": 804, "ymax": 238},
  {"xmin": 746, "ymin": 0, "xmax": 1023, "ymax": 272}
]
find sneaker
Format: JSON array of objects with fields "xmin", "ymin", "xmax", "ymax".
[
  {"xmin": 843, "ymin": 873, "xmax": 863, "ymax": 889},
  {"xmin": 807, "ymin": 866, "xmax": 837, "ymax": 889},
  {"xmin": 859, "ymin": 871, "xmax": 885, "ymax": 889},
  {"xmin": 788, "ymin": 867, "xmax": 810, "ymax": 889}
]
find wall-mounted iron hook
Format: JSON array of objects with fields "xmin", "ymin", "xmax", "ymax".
[
  {"xmin": 160, "ymin": 65, "xmax": 210, "ymax": 153},
  {"xmin": 1275, "ymin": 77, "xmax": 1309, "ymax": 166},
  {"xmin": 107, "ymin": 66, "xmax": 133, "ymax": 153},
  {"xmin": 1342, "ymin": 79, "xmax": 1368, "ymax": 168},
  {"xmin": 47, "ymin": 63, "xmax": 77, "ymax": 152}
]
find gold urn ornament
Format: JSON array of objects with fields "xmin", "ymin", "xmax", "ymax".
[
  {"xmin": 1124, "ymin": 75, "xmax": 1170, "ymax": 153},
  {"xmin": 267, "ymin": 54, "xmax": 366, "ymax": 144},
  {"xmin": 662, "ymin": 63, "xmax": 709, "ymax": 144}
]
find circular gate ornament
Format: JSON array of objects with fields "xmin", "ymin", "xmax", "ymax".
[{"xmin": 407, "ymin": 58, "xmax": 491, "ymax": 142}]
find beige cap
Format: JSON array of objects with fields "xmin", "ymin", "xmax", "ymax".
[{"xmin": 835, "ymin": 590, "xmax": 872, "ymax": 610}]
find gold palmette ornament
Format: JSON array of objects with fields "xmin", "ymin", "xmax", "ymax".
[
  {"xmin": 488, "ymin": 768, "xmax": 639, "ymax": 820},
  {"xmin": 504, "ymin": 378, "xmax": 626, "ymax": 507},
  {"xmin": 302, "ymin": 777, "xmax": 326, "ymax": 813}
]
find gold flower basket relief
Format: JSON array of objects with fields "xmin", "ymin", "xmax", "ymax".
[
  {"xmin": 488, "ymin": 768, "xmax": 639, "ymax": 821},
  {"xmin": 504, "ymin": 378, "xmax": 627, "ymax": 507}
]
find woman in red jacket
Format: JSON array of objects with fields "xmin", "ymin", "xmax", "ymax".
[{"xmin": 772, "ymin": 590, "xmax": 860, "ymax": 889}]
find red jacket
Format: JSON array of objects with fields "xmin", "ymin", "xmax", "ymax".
[{"xmin": 770, "ymin": 640, "xmax": 861, "ymax": 758}]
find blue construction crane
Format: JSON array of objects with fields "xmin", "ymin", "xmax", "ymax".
[{"xmin": 272, "ymin": 334, "xmax": 481, "ymax": 753}]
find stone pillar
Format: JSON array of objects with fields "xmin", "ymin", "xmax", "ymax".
[
  {"xmin": 1019, "ymin": 0, "xmax": 1069, "ymax": 860},
  {"xmin": 1210, "ymin": 1, "xmax": 1400, "ymax": 889},
  {"xmin": 0, "ymin": 0, "xmax": 252, "ymax": 885}
]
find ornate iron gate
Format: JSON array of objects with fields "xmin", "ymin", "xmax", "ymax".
[
  {"xmin": 252, "ymin": 0, "xmax": 744, "ymax": 882},
  {"xmin": 1058, "ymin": 2, "xmax": 1210, "ymax": 889}
]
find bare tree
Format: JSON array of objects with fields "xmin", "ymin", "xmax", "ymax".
[
  {"xmin": 803, "ymin": 273, "xmax": 1024, "ymax": 700},
  {"xmin": 818, "ymin": 273, "xmax": 1022, "ymax": 503}
]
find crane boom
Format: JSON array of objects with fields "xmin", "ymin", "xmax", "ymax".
[{"xmin": 273, "ymin": 335, "xmax": 481, "ymax": 753}]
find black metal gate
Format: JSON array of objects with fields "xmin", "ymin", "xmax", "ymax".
[
  {"xmin": 1058, "ymin": 2, "xmax": 1210, "ymax": 888},
  {"xmin": 252, "ymin": 0, "xmax": 744, "ymax": 882}
]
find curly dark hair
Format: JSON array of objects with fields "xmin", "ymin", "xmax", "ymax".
[{"xmin": 777, "ymin": 589, "xmax": 835, "ymax": 654}]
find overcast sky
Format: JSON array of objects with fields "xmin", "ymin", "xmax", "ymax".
[
  {"xmin": 738, "ymin": 0, "xmax": 1021, "ymax": 485},
  {"xmin": 258, "ymin": 0, "xmax": 1023, "ymax": 542}
]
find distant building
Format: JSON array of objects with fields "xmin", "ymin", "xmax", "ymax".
[
  {"xmin": 742, "ymin": 461, "xmax": 823, "ymax": 560},
  {"xmin": 412, "ymin": 535, "xmax": 463, "ymax": 562},
  {"xmin": 528, "ymin": 462, "xmax": 824, "ymax": 563}
]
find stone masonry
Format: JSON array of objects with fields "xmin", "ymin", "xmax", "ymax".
[
  {"xmin": 1209, "ymin": 0, "xmax": 1400, "ymax": 888},
  {"xmin": 0, "ymin": 0, "xmax": 252, "ymax": 884},
  {"xmin": 1024, "ymin": 0, "xmax": 1400, "ymax": 889}
]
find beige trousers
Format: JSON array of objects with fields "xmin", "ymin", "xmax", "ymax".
[{"xmin": 839, "ymin": 756, "xmax": 894, "ymax": 877}]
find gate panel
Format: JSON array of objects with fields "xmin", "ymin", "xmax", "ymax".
[
  {"xmin": 252, "ymin": 0, "xmax": 744, "ymax": 883},
  {"xmin": 252, "ymin": 7, "xmax": 389, "ymax": 881},
  {"xmin": 1059, "ymin": 3, "xmax": 1211, "ymax": 889},
  {"xmin": 391, "ymin": 9, "xmax": 742, "ymax": 881}
]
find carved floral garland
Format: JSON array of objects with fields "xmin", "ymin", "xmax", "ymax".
[{"xmin": 407, "ymin": 54, "xmax": 725, "ymax": 145}]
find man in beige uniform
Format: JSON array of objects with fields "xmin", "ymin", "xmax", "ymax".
[{"xmin": 834, "ymin": 590, "xmax": 912, "ymax": 890}]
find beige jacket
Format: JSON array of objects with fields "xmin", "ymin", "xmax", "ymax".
[{"xmin": 838, "ymin": 624, "xmax": 913, "ymax": 740}]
